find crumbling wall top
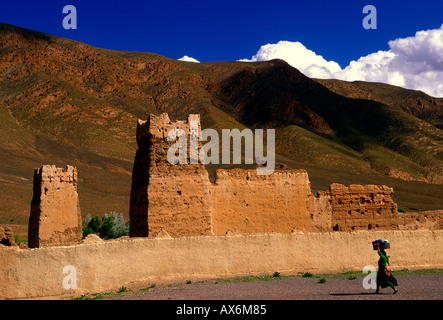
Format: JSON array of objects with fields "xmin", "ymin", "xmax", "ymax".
[
  {"xmin": 137, "ymin": 113, "xmax": 201, "ymax": 143},
  {"xmin": 330, "ymin": 183, "xmax": 393, "ymax": 194},
  {"xmin": 213, "ymin": 168, "xmax": 309, "ymax": 184},
  {"xmin": 35, "ymin": 165, "xmax": 77, "ymax": 186}
]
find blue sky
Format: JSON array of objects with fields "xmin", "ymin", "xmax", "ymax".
[
  {"xmin": 1, "ymin": 0, "xmax": 442, "ymax": 96},
  {"xmin": 0, "ymin": 0, "xmax": 440, "ymax": 66}
]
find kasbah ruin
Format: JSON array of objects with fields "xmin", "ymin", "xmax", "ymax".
[{"xmin": 1, "ymin": 113, "xmax": 442, "ymax": 299}]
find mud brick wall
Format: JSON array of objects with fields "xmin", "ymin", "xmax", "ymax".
[
  {"xmin": 329, "ymin": 183, "xmax": 399, "ymax": 231},
  {"xmin": 2, "ymin": 230, "xmax": 442, "ymax": 299},
  {"xmin": 28, "ymin": 165, "xmax": 82, "ymax": 248},
  {"xmin": 0, "ymin": 227, "xmax": 17, "ymax": 247},
  {"xmin": 397, "ymin": 210, "xmax": 442, "ymax": 230},
  {"xmin": 211, "ymin": 169, "xmax": 314, "ymax": 234},
  {"xmin": 307, "ymin": 190, "xmax": 333, "ymax": 232}
]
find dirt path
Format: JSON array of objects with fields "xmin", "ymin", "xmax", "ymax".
[{"xmin": 111, "ymin": 274, "xmax": 442, "ymax": 300}]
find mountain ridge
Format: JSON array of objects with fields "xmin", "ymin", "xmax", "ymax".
[{"xmin": 0, "ymin": 22, "xmax": 441, "ymax": 226}]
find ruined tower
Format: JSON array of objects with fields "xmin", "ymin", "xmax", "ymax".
[
  {"xmin": 129, "ymin": 113, "xmax": 213, "ymax": 237},
  {"xmin": 28, "ymin": 165, "xmax": 82, "ymax": 248}
]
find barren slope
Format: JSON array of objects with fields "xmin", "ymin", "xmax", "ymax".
[{"xmin": 0, "ymin": 23, "xmax": 442, "ymax": 228}]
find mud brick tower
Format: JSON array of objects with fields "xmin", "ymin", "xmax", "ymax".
[
  {"xmin": 28, "ymin": 165, "xmax": 82, "ymax": 248},
  {"xmin": 129, "ymin": 113, "xmax": 213, "ymax": 237}
]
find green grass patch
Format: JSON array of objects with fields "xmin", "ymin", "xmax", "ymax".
[
  {"xmin": 310, "ymin": 268, "xmax": 443, "ymax": 280},
  {"xmin": 74, "ymin": 288, "xmax": 130, "ymax": 300},
  {"xmin": 14, "ymin": 234, "xmax": 27, "ymax": 245},
  {"xmin": 140, "ymin": 284, "xmax": 156, "ymax": 291},
  {"xmin": 214, "ymin": 272, "xmax": 296, "ymax": 284}
]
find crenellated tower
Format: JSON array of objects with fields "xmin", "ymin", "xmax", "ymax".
[{"xmin": 129, "ymin": 113, "xmax": 213, "ymax": 237}]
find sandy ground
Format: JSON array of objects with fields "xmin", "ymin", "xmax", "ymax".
[{"xmin": 109, "ymin": 274, "xmax": 442, "ymax": 300}]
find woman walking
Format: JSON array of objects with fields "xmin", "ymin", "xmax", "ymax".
[{"xmin": 374, "ymin": 241, "xmax": 398, "ymax": 294}]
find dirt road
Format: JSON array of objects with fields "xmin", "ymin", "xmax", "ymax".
[{"xmin": 112, "ymin": 274, "xmax": 442, "ymax": 300}]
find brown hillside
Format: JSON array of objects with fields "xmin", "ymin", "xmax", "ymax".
[
  {"xmin": 0, "ymin": 23, "xmax": 441, "ymax": 229},
  {"xmin": 316, "ymin": 78, "xmax": 443, "ymax": 128}
]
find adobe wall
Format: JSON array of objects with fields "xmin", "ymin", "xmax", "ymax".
[
  {"xmin": 397, "ymin": 210, "xmax": 442, "ymax": 230},
  {"xmin": 1, "ymin": 230, "xmax": 442, "ymax": 299},
  {"xmin": 329, "ymin": 183, "xmax": 398, "ymax": 231},
  {"xmin": 307, "ymin": 190, "xmax": 333, "ymax": 232},
  {"xmin": 329, "ymin": 184, "xmax": 441, "ymax": 231},
  {"xmin": 28, "ymin": 165, "xmax": 82, "ymax": 248},
  {"xmin": 210, "ymin": 169, "xmax": 314, "ymax": 234}
]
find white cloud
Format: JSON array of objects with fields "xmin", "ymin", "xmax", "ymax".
[
  {"xmin": 240, "ymin": 40, "xmax": 341, "ymax": 78},
  {"xmin": 335, "ymin": 24, "xmax": 443, "ymax": 97},
  {"xmin": 240, "ymin": 24, "xmax": 443, "ymax": 97},
  {"xmin": 333, "ymin": 50, "xmax": 405, "ymax": 87},
  {"xmin": 177, "ymin": 55, "xmax": 200, "ymax": 63}
]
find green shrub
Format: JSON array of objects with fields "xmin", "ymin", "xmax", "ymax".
[
  {"xmin": 272, "ymin": 272, "xmax": 281, "ymax": 278},
  {"xmin": 318, "ymin": 278, "xmax": 327, "ymax": 284},
  {"xmin": 14, "ymin": 234, "xmax": 28, "ymax": 244},
  {"xmin": 397, "ymin": 208, "xmax": 405, "ymax": 213},
  {"xmin": 302, "ymin": 272, "xmax": 313, "ymax": 278},
  {"xmin": 82, "ymin": 212, "xmax": 129, "ymax": 239},
  {"xmin": 82, "ymin": 215, "xmax": 101, "ymax": 238}
]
